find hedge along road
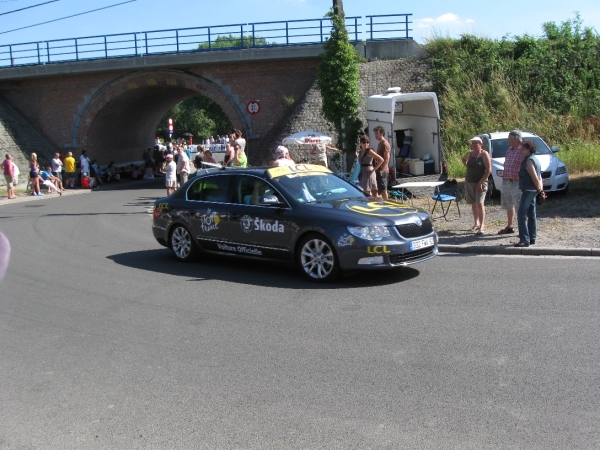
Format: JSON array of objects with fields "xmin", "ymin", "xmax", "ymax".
[{"xmin": 1, "ymin": 180, "xmax": 599, "ymax": 448}]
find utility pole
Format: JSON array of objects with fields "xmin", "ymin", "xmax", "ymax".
[{"xmin": 332, "ymin": 0, "xmax": 344, "ymax": 16}]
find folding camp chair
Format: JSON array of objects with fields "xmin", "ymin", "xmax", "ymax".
[{"xmin": 431, "ymin": 179, "xmax": 461, "ymax": 220}]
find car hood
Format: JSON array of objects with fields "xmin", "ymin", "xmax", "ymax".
[{"xmin": 303, "ymin": 197, "xmax": 426, "ymax": 226}]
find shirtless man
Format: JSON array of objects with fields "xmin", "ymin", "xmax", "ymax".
[{"xmin": 373, "ymin": 126, "xmax": 391, "ymax": 199}]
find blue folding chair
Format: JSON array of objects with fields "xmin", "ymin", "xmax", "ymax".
[{"xmin": 431, "ymin": 179, "xmax": 461, "ymax": 220}]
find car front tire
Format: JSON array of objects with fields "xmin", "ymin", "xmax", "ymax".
[
  {"xmin": 170, "ymin": 225, "xmax": 197, "ymax": 262},
  {"xmin": 297, "ymin": 233, "xmax": 340, "ymax": 282}
]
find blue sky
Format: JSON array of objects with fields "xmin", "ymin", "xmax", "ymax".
[{"xmin": 0, "ymin": 0, "xmax": 598, "ymax": 47}]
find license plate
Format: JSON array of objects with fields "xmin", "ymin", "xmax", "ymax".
[
  {"xmin": 543, "ymin": 178, "xmax": 552, "ymax": 186},
  {"xmin": 410, "ymin": 237, "xmax": 434, "ymax": 251}
]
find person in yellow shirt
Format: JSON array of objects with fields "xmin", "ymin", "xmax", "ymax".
[{"xmin": 64, "ymin": 152, "xmax": 76, "ymax": 188}]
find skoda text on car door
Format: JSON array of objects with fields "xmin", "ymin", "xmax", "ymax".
[{"xmin": 226, "ymin": 174, "xmax": 293, "ymax": 260}]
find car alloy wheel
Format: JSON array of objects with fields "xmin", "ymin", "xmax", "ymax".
[
  {"xmin": 298, "ymin": 234, "xmax": 339, "ymax": 282},
  {"xmin": 170, "ymin": 225, "xmax": 196, "ymax": 262}
]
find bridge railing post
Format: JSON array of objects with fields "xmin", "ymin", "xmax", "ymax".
[
  {"xmin": 74, "ymin": 38, "xmax": 78, "ymax": 61},
  {"xmin": 144, "ymin": 32, "xmax": 148, "ymax": 55},
  {"xmin": 9, "ymin": 45, "xmax": 13, "ymax": 66},
  {"xmin": 104, "ymin": 36, "xmax": 108, "ymax": 58},
  {"xmin": 252, "ymin": 23, "xmax": 255, "ymax": 47},
  {"xmin": 208, "ymin": 27, "xmax": 211, "ymax": 50},
  {"xmin": 134, "ymin": 33, "xmax": 138, "ymax": 56},
  {"xmin": 240, "ymin": 24, "xmax": 244, "ymax": 48},
  {"xmin": 37, "ymin": 42, "xmax": 41, "ymax": 65},
  {"xmin": 320, "ymin": 19, "xmax": 323, "ymax": 43},
  {"xmin": 176, "ymin": 29, "xmax": 179, "ymax": 53},
  {"xmin": 46, "ymin": 41, "xmax": 50, "ymax": 63}
]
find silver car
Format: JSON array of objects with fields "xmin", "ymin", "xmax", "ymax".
[{"xmin": 479, "ymin": 131, "xmax": 569, "ymax": 196}]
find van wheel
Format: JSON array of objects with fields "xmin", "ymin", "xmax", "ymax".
[
  {"xmin": 297, "ymin": 234, "xmax": 340, "ymax": 282},
  {"xmin": 170, "ymin": 225, "xmax": 197, "ymax": 262}
]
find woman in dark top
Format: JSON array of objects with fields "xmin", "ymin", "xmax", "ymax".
[
  {"xmin": 29, "ymin": 153, "xmax": 43, "ymax": 196},
  {"xmin": 515, "ymin": 140, "xmax": 545, "ymax": 247},
  {"xmin": 461, "ymin": 137, "xmax": 491, "ymax": 234},
  {"xmin": 357, "ymin": 136, "xmax": 384, "ymax": 197}
]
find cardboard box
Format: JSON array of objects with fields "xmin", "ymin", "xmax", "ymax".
[{"xmin": 408, "ymin": 160, "xmax": 424, "ymax": 176}]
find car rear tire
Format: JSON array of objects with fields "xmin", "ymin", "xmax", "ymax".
[
  {"xmin": 170, "ymin": 225, "xmax": 197, "ymax": 262},
  {"xmin": 297, "ymin": 233, "xmax": 340, "ymax": 282}
]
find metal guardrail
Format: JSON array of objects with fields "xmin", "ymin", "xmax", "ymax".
[{"xmin": 0, "ymin": 14, "xmax": 412, "ymax": 68}]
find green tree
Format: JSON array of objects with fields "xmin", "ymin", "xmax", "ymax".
[
  {"xmin": 316, "ymin": 7, "xmax": 361, "ymax": 155},
  {"xmin": 156, "ymin": 96, "xmax": 232, "ymax": 141},
  {"xmin": 198, "ymin": 34, "xmax": 272, "ymax": 50}
]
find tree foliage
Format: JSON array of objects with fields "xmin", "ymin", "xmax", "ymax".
[
  {"xmin": 156, "ymin": 96, "xmax": 232, "ymax": 141},
  {"xmin": 198, "ymin": 34, "xmax": 272, "ymax": 50},
  {"xmin": 316, "ymin": 8, "xmax": 361, "ymax": 153},
  {"xmin": 423, "ymin": 14, "xmax": 600, "ymax": 159}
]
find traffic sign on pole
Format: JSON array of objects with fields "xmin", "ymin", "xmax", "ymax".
[{"xmin": 246, "ymin": 100, "xmax": 260, "ymax": 115}]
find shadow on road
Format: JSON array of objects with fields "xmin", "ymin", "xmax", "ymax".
[{"xmin": 107, "ymin": 249, "xmax": 421, "ymax": 290}]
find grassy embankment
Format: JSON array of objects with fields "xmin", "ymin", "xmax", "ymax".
[{"xmin": 423, "ymin": 16, "xmax": 600, "ymax": 184}]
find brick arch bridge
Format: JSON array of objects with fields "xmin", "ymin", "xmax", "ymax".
[
  {"xmin": 0, "ymin": 47, "xmax": 324, "ymax": 164},
  {"xmin": 75, "ymin": 69, "xmax": 252, "ymax": 162}
]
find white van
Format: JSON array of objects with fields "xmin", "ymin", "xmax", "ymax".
[{"xmin": 365, "ymin": 87, "xmax": 442, "ymax": 178}]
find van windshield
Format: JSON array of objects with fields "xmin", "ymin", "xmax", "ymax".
[{"xmin": 490, "ymin": 137, "xmax": 553, "ymax": 158}]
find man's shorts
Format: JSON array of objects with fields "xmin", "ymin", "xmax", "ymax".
[
  {"xmin": 166, "ymin": 180, "xmax": 177, "ymax": 188},
  {"xmin": 4, "ymin": 175, "xmax": 14, "ymax": 187},
  {"xmin": 465, "ymin": 181, "xmax": 488, "ymax": 204},
  {"xmin": 65, "ymin": 171, "xmax": 76, "ymax": 180},
  {"xmin": 376, "ymin": 170, "xmax": 389, "ymax": 193},
  {"xmin": 179, "ymin": 172, "xmax": 188, "ymax": 185},
  {"xmin": 501, "ymin": 179, "xmax": 521, "ymax": 209},
  {"xmin": 52, "ymin": 171, "xmax": 62, "ymax": 182}
]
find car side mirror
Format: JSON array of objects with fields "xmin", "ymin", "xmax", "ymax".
[
  {"xmin": 259, "ymin": 194, "xmax": 286, "ymax": 207},
  {"xmin": 551, "ymin": 145, "xmax": 559, "ymax": 153}
]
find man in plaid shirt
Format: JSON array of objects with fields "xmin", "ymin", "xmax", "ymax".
[{"xmin": 498, "ymin": 130, "xmax": 524, "ymax": 234}]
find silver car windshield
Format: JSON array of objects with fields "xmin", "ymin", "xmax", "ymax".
[
  {"xmin": 491, "ymin": 137, "xmax": 553, "ymax": 158},
  {"xmin": 277, "ymin": 172, "xmax": 365, "ymax": 203}
]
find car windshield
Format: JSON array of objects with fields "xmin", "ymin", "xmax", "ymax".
[
  {"xmin": 276, "ymin": 172, "xmax": 366, "ymax": 203},
  {"xmin": 490, "ymin": 137, "xmax": 553, "ymax": 158}
]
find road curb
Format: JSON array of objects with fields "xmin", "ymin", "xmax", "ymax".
[{"xmin": 438, "ymin": 245, "xmax": 600, "ymax": 257}]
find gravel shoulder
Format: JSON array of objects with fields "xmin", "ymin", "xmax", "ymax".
[{"xmin": 426, "ymin": 174, "xmax": 600, "ymax": 249}]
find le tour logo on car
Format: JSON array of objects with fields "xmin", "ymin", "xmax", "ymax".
[{"xmin": 241, "ymin": 215, "xmax": 284, "ymax": 233}]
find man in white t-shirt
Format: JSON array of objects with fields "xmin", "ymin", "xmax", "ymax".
[
  {"xmin": 176, "ymin": 147, "xmax": 190, "ymax": 185},
  {"xmin": 51, "ymin": 153, "xmax": 63, "ymax": 182},
  {"xmin": 165, "ymin": 154, "xmax": 177, "ymax": 195}
]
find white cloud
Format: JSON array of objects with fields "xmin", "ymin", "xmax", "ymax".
[{"xmin": 414, "ymin": 13, "xmax": 470, "ymax": 29}]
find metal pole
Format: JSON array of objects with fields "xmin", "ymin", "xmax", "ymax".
[
  {"xmin": 405, "ymin": 15, "xmax": 409, "ymax": 39},
  {"xmin": 46, "ymin": 41, "xmax": 50, "ymax": 63},
  {"xmin": 208, "ymin": 28, "xmax": 211, "ymax": 50},
  {"xmin": 75, "ymin": 38, "xmax": 78, "ymax": 60},
  {"xmin": 104, "ymin": 36, "xmax": 108, "ymax": 58},
  {"xmin": 37, "ymin": 42, "xmax": 40, "ymax": 64},
  {"xmin": 285, "ymin": 21, "xmax": 289, "ymax": 45},
  {"xmin": 252, "ymin": 24, "xmax": 255, "ymax": 47},
  {"xmin": 320, "ymin": 19, "xmax": 323, "ymax": 43},
  {"xmin": 144, "ymin": 32, "xmax": 148, "ymax": 54},
  {"xmin": 240, "ymin": 25, "xmax": 244, "ymax": 48},
  {"xmin": 9, "ymin": 45, "xmax": 13, "ymax": 66},
  {"xmin": 176, "ymin": 29, "xmax": 179, "ymax": 53},
  {"xmin": 370, "ymin": 16, "xmax": 373, "ymax": 41},
  {"xmin": 134, "ymin": 33, "xmax": 138, "ymax": 55}
]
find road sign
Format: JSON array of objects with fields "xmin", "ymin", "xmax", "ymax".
[{"xmin": 246, "ymin": 100, "xmax": 260, "ymax": 115}]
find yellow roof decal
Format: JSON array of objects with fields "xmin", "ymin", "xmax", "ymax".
[{"xmin": 268, "ymin": 164, "xmax": 332, "ymax": 179}]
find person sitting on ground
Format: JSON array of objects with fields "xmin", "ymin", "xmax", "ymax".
[
  {"xmin": 131, "ymin": 165, "xmax": 142, "ymax": 180},
  {"xmin": 90, "ymin": 160, "xmax": 104, "ymax": 186},
  {"xmin": 104, "ymin": 162, "xmax": 121, "ymax": 182}
]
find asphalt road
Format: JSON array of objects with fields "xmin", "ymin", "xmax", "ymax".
[{"xmin": 1, "ymin": 180, "xmax": 599, "ymax": 449}]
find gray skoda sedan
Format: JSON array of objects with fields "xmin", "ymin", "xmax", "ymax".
[{"xmin": 152, "ymin": 164, "xmax": 438, "ymax": 282}]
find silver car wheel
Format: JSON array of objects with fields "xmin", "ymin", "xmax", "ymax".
[
  {"xmin": 171, "ymin": 226, "xmax": 192, "ymax": 260},
  {"xmin": 300, "ymin": 237, "xmax": 335, "ymax": 279}
]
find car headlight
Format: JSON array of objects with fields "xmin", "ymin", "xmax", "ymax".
[
  {"xmin": 347, "ymin": 226, "xmax": 391, "ymax": 241},
  {"xmin": 556, "ymin": 165, "xmax": 567, "ymax": 175}
]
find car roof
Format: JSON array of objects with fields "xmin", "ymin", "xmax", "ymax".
[{"xmin": 480, "ymin": 131, "xmax": 538, "ymax": 140}]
